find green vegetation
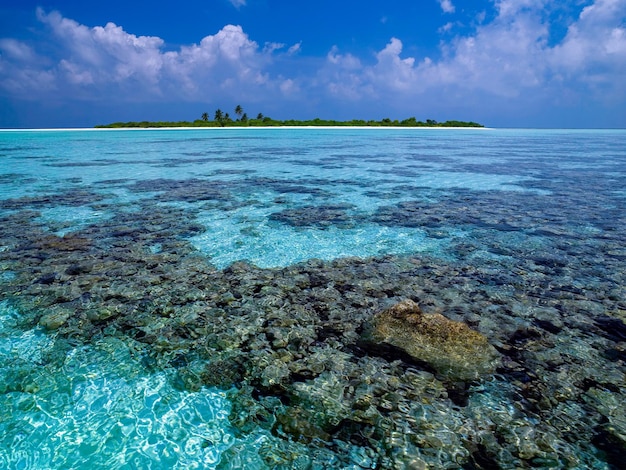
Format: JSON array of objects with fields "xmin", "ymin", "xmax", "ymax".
[{"xmin": 95, "ymin": 106, "xmax": 484, "ymax": 128}]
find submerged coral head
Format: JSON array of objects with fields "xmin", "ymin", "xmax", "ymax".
[{"xmin": 363, "ymin": 299, "xmax": 500, "ymax": 381}]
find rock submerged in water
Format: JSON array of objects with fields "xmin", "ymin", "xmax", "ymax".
[
  {"xmin": 39, "ymin": 310, "xmax": 71, "ymax": 330},
  {"xmin": 362, "ymin": 299, "xmax": 499, "ymax": 381}
]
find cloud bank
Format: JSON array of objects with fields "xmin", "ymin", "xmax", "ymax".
[
  {"xmin": 0, "ymin": 9, "xmax": 292, "ymax": 104},
  {"xmin": 1, "ymin": 1, "xmax": 625, "ymax": 127},
  {"xmin": 319, "ymin": 0, "xmax": 626, "ymax": 124}
]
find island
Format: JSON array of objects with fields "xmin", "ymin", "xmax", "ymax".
[{"xmin": 95, "ymin": 107, "xmax": 484, "ymax": 128}]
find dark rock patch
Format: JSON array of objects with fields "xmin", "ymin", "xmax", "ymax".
[{"xmin": 270, "ymin": 204, "xmax": 356, "ymax": 228}]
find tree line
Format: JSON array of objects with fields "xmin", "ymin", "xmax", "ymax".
[
  {"xmin": 201, "ymin": 105, "xmax": 263, "ymax": 126},
  {"xmin": 96, "ymin": 105, "xmax": 484, "ymax": 128}
]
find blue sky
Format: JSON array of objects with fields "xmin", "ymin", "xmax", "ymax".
[{"xmin": 0, "ymin": 0, "xmax": 625, "ymax": 128}]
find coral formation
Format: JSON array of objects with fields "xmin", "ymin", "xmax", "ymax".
[{"xmin": 362, "ymin": 299, "xmax": 499, "ymax": 380}]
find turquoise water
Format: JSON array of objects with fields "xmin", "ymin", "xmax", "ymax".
[{"xmin": 0, "ymin": 128, "xmax": 625, "ymax": 468}]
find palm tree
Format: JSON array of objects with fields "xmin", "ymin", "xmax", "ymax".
[
  {"xmin": 235, "ymin": 105, "xmax": 243, "ymax": 119},
  {"xmin": 201, "ymin": 112, "xmax": 209, "ymax": 122},
  {"xmin": 214, "ymin": 109, "xmax": 224, "ymax": 126},
  {"xmin": 241, "ymin": 112, "xmax": 248, "ymax": 123},
  {"xmin": 256, "ymin": 113, "xmax": 264, "ymax": 120},
  {"xmin": 224, "ymin": 112, "xmax": 232, "ymax": 123}
]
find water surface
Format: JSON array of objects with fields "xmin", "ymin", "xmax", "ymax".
[{"xmin": 1, "ymin": 128, "xmax": 625, "ymax": 469}]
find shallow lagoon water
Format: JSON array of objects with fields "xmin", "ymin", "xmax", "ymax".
[{"xmin": 0, "ymin": 128, "xmax": 625, "ymax": 469}]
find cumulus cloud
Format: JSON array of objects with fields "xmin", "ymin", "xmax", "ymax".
[
  {"xmin": 31, "ymin": 8, "xmax": 166, "ymax": 96},
  {"xmin": 550, "ymin": 0, "xmax": 626, "ymax": 70},
  {"xmin": 369, "ymin": 38, "xmax": 417, "ymax": 91},
  {"xmin": 322, "ymin": 0, "xmax": 626, "ymax": 118},
  {"xmin": 0, "ymin": 9, "xmax": 292, "ymax": 103},
  {"xmin": 439, "ymin": 0, "xmax": 456, "ymax": 14}
]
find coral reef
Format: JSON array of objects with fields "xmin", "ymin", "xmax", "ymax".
[
  {"xmin": 1, "ymin": 134, "xmax": 625, "ymax": 468},
  {"xmin": 1, "ymin": 196, "xmax": 624, "ymax": 468}
]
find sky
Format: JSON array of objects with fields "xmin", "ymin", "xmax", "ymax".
[{"xmin": 0, "ymin": 0, "xmax": 625, "ymax": 128}]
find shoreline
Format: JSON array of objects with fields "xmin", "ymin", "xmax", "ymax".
[{"xmin": 0, "ymin": 126, "xmax": 493, "ymax": 131}]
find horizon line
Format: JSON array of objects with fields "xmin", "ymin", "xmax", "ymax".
[{"xmin": 2, "ymin": 126, "xmax": 626, "ymax": 132}]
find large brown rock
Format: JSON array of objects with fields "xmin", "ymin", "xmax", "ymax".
[{"xmin": 363, "ymin": 299, "xmax": 499, "ymax": 381}]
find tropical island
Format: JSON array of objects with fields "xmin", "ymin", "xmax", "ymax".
[{"xmin": 95, "ymin": 105, "xmax": 484, "ymax": 128}]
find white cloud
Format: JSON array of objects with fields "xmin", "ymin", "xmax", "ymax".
[
  {"xmin": 320, "ymin": 47, "xmax": 367, "ymax": 100},
  {"xmin": 264, "ymin": 42, "xmax": 285, "ymax": 53},
  {"xmin": 495, "ymin": 0, "xmax": 546, "ymax": 19},
  {"xmin": 168, "ymin": 24, "xmax": 271, "ymax": 99},
  {"xmin": 439, "ymin": 0, "xmax": 456, "ymax": 14},
  {"xmin": 321, "ymin": 0, "xmax": 626, "ymax": 115},
  {"xmin": 435, "ymin": 6, "xmax": 550, "ymax": 95},
  {"xmin": 36, "ymin": 8, "xmax": 165, "ymax": 90},
  {"xmin": 280, "ymin": 78, "xmax": 299, "ymax": 94},
  {"xmin": 327, "ymin": 46, "xmax": 361, "ymax": 69},
  {"xmin": 550, "ymin": 0, "xmax": 626, "ymax": 70},
  {"xmin": 228, "ymin": 0, "xmax": 246, "ymax": 8},
  {"xmin": 438, "ymin": 22, "xmax": 454, "ymax": 33},
  {"xmin": 0, "ymin": 39, "xmax": 37, "ymax": 62},
  {"xmin": 0, "ymin": 10, "xmax": 289, "ymax": 103},
  {"xmin": 370, "ymin": 38, "xmax": 417, "ymax": 91},
  {"xmin": 287, "ymin": 42, "xmax": 302, "ymax": 55}
]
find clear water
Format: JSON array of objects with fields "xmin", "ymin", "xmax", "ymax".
[{"xmin": 0, "ymin": 128, "xmax": 625, "ymax": 469}]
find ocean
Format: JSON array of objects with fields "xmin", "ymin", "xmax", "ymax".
[{"xmin": 0, "ymin": 128, "xmax": 625, "ymax": 469}]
